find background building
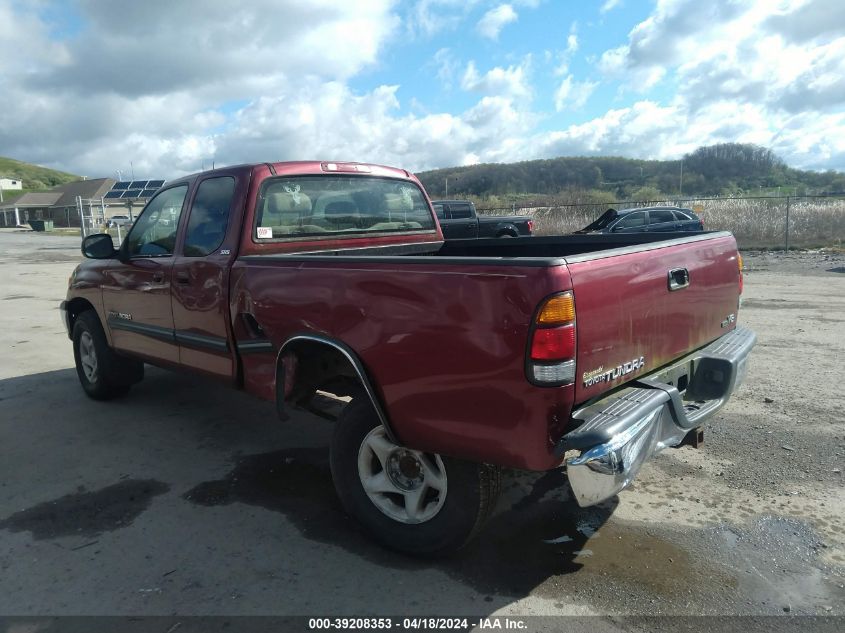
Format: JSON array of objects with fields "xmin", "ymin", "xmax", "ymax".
[{"xmin": 0, "ymin": 178, "xmax": 163, "ymax": 227}]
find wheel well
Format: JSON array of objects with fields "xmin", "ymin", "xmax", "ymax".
[
  {"xmin": 275, "ymin": 337, "xmax": 396, "ymax": 439},
  {"xmin": 65, "ymin": 297, "xmax": 97, "ymax": 335},
  {"xmin": 496, "ymin": 228, "xmax": 517, "ymax": 237},
  {"xmin": 277, "ymin": 339, "xmax": 361, "ymax": 408}
]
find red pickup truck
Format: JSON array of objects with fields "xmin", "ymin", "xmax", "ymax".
[{"xmin": 62, "ymin": 161, "xmax": 755, "ymax": 556}]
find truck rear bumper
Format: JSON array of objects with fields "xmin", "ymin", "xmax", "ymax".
[{"xmin": 559, "ymin": 325, "xmax": 756, "ymax": 507}]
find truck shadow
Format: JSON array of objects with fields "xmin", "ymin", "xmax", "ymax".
[
  {"xmin": 180, "ymin": 445, "xmax": 617, "ymax": 595},
  {"xmin": 1, "ymin": 366, "xmax": 615, "ymax": 603}
]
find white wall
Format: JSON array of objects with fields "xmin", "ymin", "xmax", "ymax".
[{"xmin": 0, "ymin": 179, "xmax": 23, "ymax": 190}]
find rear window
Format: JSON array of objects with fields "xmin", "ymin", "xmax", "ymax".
[{"xmin": 254, "ymin": 176, "xmax": 436, "ymax": 241}]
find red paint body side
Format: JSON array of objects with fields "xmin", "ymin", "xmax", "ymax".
[{"xmin": 230, "ymin": 258, "xmax": 576, "ymax": 470}]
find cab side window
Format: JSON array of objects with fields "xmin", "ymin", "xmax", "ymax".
[
  {"xmin": 449, "ymin": 203, "xmax": 473, "ymax": 219},
  {"xmin": 125, "ymin": 186, "xmax": 188, "ymax": 257},
  {"xmin": 649, "ymin": 209, "xmax": 675, "ymax": 225},
  {"xmin": 183, "ymin": 177, "xmax": 236, "ymax": 256}
]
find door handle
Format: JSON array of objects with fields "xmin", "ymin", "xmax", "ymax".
[
  {"xmin": 152, "ymin": 273, "xmax": 164, "ymax": 283},
  {"xmin": 175, "ymin": 272, "xmax": 190, "ymax": 285},
  {"xmin": 668, "ymin": 267, "xmax": 690, "ymax": 291}
]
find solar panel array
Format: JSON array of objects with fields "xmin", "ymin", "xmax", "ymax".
[{"xmin": 106, "ymin": 179, "xmax": 165, "ymax": 199}]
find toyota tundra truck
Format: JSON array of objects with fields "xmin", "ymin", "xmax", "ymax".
[{"xmin": 61, "ymin": 161, "xmax": 755, "ymax": 556}]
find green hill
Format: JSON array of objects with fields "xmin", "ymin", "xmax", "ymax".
[
  {"xmin": 0, "ymin": 157, "xmax": 80, "ymax": 201},
  {"xmin": 417, "ymin": 143, "xmax": 845, "ymax": 202}
]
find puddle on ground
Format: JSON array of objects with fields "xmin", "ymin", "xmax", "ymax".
[
  {"xmin": 704, "ymin": 515, "xmax": 845, "ymax": 614},
  {"xmin": 0, "ymin": 479, "xmax": 169, "ymax": 540}
]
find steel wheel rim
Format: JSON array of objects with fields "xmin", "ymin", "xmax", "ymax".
[
  {"xmin": 79, "ymin": 331, "xmax": 98, "ymax": 382},
  {"xmin": 357, "ymin": 426, "xmax": 447, "ymax": 524}
]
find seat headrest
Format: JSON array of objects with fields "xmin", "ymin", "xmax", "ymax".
[{"xmin": 267, "ymin": 191, "xmax": 312, "ymax": 214}]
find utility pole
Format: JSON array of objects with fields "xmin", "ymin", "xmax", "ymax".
[
  {"xmin": 445, "ymin": 177, "xmax": 448, "ymax": 197},
  {"xmin": 679, "ymin": 160, "xmax": 684, "ymax": 197}
]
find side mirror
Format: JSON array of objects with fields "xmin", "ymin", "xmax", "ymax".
[{"xmin": 81, "ymin": 233, "xmax": 117, "ymax": 259}]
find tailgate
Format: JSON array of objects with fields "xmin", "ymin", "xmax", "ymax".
[{"xmin": 567, "ymin": 233, "xmax": 741, "ymax": 404}]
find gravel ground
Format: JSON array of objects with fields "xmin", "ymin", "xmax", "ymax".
[{"xmin": 0, "ymin": 231, "xmax": 842, "ymax": 628}]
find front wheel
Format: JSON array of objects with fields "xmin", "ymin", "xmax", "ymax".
[
  {"xmin": 330, "ymin": 395, "xmax": 501, "ymax": 557},
  {"xmin": 72, "ymin": 311, "xmax": 143, "ymax": 400}
]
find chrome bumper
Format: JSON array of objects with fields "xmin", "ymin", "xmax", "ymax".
[{"xmin": 560, "ymin": 325, "xmax": 756, "ymax": 507}]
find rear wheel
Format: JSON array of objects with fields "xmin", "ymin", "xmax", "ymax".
[
  {"xmin": 330, "ymin": 395, "xmax": 501, "ymax": 556},
  {"xmin": 72, "ymin": 311, "xmax": 143, "ymax": 400}
]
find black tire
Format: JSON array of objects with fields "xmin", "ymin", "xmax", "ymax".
[
  {"xmin": 330, "ymin": 395, "xmax": 501, "ymax": 557},
  {"xmin": 72, "ymin": 311, "xmax": 143, "ymax": 400}
]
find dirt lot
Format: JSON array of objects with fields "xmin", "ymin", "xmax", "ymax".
[{"xmin": 0, "ymin": 231, "xmax": 842, "ymax": 625}]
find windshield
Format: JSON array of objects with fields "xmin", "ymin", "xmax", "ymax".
[{"xmin": 255, "ymin": 176, "xmax": 436, "ymax": 241}]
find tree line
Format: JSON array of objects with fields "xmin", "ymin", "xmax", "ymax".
[{"xmin": 416, "ymin": 143, "xmax": 845, "ymax": 203}]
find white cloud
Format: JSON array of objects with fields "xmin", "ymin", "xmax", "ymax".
[
  {"xmin": 406, "ymin": 0, "xmax": 483, "ymax": 37},
  {"xmin": 214, "ymin": 81, "xmax": 536, "ymax": 172},
  {"xmin": 477, "ymin": 4, "xmax": 518, "ymax": 40},
  {"xmin": 2, "ymin": 0, "xmax": 845, "ymax": 181},
  {"xmin": 461, "ymin": 60, "xmax": 532, "ymax": 100},
  {"xmin": 0, "ymin": 0, "xmax": 399, "ymax": 176},
  {"xmin": 549, "ymin": 22, "xmax": 580, "ymax": 76},
  {"xmin": 431, "ymin": 48, "xmax": 460, "ymax": 89},
  {"xmin": 600, "ymin": 0, "xmax": 622, "ymax": 13},
  {"xmin": 554, "ymin": 75, "xmax": 599, "ymax": 111}
]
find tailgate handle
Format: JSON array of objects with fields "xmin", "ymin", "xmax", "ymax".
[{"xmin": 668, "ymin": 267, "xmax": 690, "ymax": 291}]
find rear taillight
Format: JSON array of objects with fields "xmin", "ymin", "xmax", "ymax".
[
  {"xmin": 527, "ymin": 219, "xmax": 535, "ymax": 234},
  {"xmin": 738, "ymin": 253, "xmax": 744, "ymax": 294},
  {"xmin": 528, "ymin": 292, "xmax": 576, "ymax": 385}
]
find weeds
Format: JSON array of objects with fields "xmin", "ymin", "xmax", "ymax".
[{"xmin": 478, "ymin": 195, "xmax": 845, "ymax": 249}]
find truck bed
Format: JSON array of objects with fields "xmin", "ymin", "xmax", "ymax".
[{"xmin": 233, "ymin": 231, "xmax": 741, "ymax": 470}]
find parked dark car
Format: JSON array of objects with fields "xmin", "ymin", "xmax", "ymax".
[
  {"xmin": 576, "ymin": 206, "xmax": 704, "ymax": 234},
  {"xmin": 431, "ymin": 200, "xmax": 533, "ymax": 239}
]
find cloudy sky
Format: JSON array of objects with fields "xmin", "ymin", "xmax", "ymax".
[{"xmin": 1, "ymin": 0, "xmax": 844, "ymax": 179}]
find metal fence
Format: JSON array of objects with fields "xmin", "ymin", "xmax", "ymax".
[{"xmin": 477, "ymin": 194, "xmax": 845, "ymax": 249}]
